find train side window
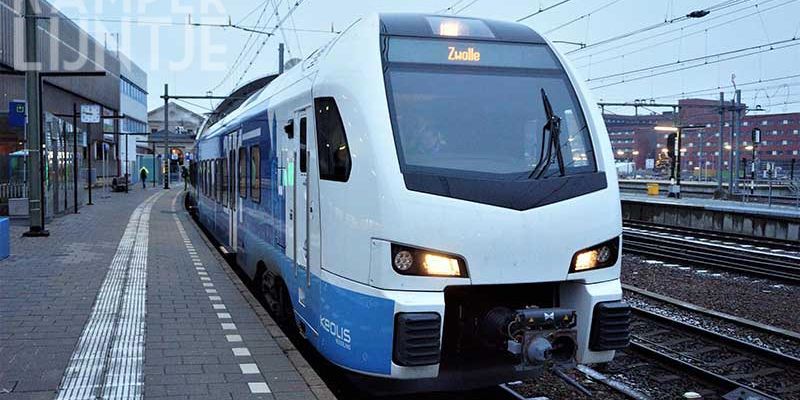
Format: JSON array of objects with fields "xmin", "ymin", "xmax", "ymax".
[
  {"xmin": 314, "ymin": 97, "xmax": 352, "ymax": 182},
  {"xmin": 251, "ymin": 145, "xmax": 261, "ymax": 203},
  {"xmin": 239, "ymin": 148, "xmax": 247, "ymax": 199},
  {"xmin": 213, "ymin": 160, "xmax": 217, "ymax": 201},
  {"xmin": 230, "ymin": 150, "xmax": 236, "ymax": 210},
  {"xmin": 217, "ymin": 159, "xmax": 222, "ymax": 203},
  {"xmin": 222, "ymin": 155, "xmax": 229, "ymax": 207},
  {"xmin": 299, "ymin": 117, "xmax": 308, "ymax": 173}
]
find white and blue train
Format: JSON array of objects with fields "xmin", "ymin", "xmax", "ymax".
[{"xmin": 190, "ymin": 13, "xmax": 630, "ymax": 392}]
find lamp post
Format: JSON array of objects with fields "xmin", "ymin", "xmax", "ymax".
[{"xmin": 656, "ymin": 125, "xmax": 705, "ymax": 198}]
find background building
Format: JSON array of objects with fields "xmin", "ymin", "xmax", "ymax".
[
  {"xmin": 119, "ymin": 53, "xmax": 148, "ymax": 185},
  {"xmin": 0, "ymin": 0, "xmax": 147, "ymax": 216},
  {"xmin": 605, "ymin": 98, "xmax": 800, "ymax": 180},
  {"xmin": 147, "ymin": 102, "xmax": 204, "ymax": 183}
]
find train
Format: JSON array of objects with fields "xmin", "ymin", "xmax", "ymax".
[{"xmin": 188, "ymin": 13, "xmax": 630, "ymax": 392}]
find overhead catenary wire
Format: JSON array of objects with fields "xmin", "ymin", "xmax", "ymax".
[
  {"xmin": 453, "ymin": 0, "xmax": 481, "ymax": 14},
  {"xmin": 544, "ymin": 0, "xmax": 625, "ymax": 34},
  {"xmin": 590, "ymin": 40, "xmax": 800, "ymax": 90},
  {"xmin": 217, "ymin": 0, "xmax": 288, "ymax": 94},
  {"xmin": 648, "ymin": 73, "xmax": 800, "ymax": 101},
  {"xmin": 209, "ymin": 0, "xmax": 274, "ymax": 93},
  {"xmin": 236, "ymin": 0, "xmax": 271, "ymax": 25},
  {"xmin": 61, "ymin": 16, "xmax": 334, "ymax": 35},
  {"xmin": 273, "ymin": 0, "xmax": 294, "ymax": 58},
  {"xmin": 233, "ymin": 0, "xmax": 308, "ymax": 89},
  {"xmin": 570, "ymin": 0, "xmax": 793, "ymax": 64},
  {"xmin": 573, "ymin": 0, "xmax": 796, "ymax": 69},
  {"xmin": 175, "ymin": 98, "xmax": 216, "ymax": 113},
  {"xmin": 516, "ymin": 0, "xmax": 572, "ymax": 22},
  {"xmin": 565, "ymin": 0, "xmax": 751, "ymax": 55},
  {"xmin": 587, "ymin": 36, "xmax": 800, "ymax": 85},
  {"xmin": 436, "ymin": 0, "xmax": 468, "ymax": 14}
]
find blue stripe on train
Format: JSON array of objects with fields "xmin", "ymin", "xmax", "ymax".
[{"xmin": 199, "ymin": 109, "xmax": 395, "ymax": 376}]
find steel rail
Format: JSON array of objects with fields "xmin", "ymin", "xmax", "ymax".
[
  {"xmin": 629, "ymin": 305, "xmax": 800, "ymax": 400},
  {"xmin": 623, "ymin": 221, "xmax": 799, "ymax": 252},
  {"xmin": 632, "ymin": 307, "xmax": 800, "ymax": 368},
  {"xmin": 627, "ymin": 341, "xmax": 782, "ymax": 400},
  {"xmin": 622, "ymin": 234, "xmax": 800, "ymax": 283},
  {"xmin": 623, "ymin": 284, "xmax": 800, "ymax": 343}
]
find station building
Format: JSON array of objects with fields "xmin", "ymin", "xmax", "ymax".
[
  {"xmin": 0, "ymin": 0, "xmax": 147, "ymax": 216},
  {"xmin": 118, "ymin": 53, "xmax": 148, "ymax": 185},
  {"xmin": 147, "ymin": 102, "xmax": 204, "ymax": 182}
]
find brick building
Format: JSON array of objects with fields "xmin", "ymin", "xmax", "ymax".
[{"xmin": 604, "ymin": 98, "xmax": 800, "ymax": 179}]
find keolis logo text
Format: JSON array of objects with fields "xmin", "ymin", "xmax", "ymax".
[{"xmin": 320, "ymin": 316, "xmax": 351, "ymax": 349}]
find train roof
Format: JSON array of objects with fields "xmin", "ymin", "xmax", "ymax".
[
  {"xmin": 196, "ymin": 13, "xmax": 548, "ymax": 141},
  {"xmin": 379, "ymin": 13, "xmax": 547, "ymax": 44}
]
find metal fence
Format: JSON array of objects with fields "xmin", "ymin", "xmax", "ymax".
[{"xmin": 0, "ymin": 182, "xmax": 28, "ymax": 201}]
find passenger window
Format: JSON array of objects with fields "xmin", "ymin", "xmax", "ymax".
[
  {"xmin": 314, "ymin": 97, "xmax": 352, "ymax": 182},
  {"xmin": 230, "ymin": 150, "xmax": 236, "ymax": 210},
  {"xmin": 223, "ymin": 155, "xmax": 229, "ymax": 207},
  {"xmin": 251, "ymin": 146, "xmax": 261, "ymax": 203},
  {"xmin": 239, "ymin": 148, "xmax": 247, "ymax": 199},
  {"xmin": 300, "ymin": 117, "xmax": 308, "ymax": 173},
  {"xmin": 214, "ymin": 158, "xmax": 225, "ymax": 203}
]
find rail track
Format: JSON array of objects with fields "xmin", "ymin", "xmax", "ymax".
[
  {"xmin": 622, "ymin": 224, "xmax": 800, "ymax": 283},
  {"xmin": 624, "ymin": 286, "xmax": 800, "ymax": 400},
  {"xmin": 624, "ymin": 221, "xmax": 800, "ymax": 254}
]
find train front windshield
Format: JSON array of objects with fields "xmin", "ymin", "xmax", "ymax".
[{"xmin": 383, "ymin": 37, "xmax": 596, "ymax": 180}]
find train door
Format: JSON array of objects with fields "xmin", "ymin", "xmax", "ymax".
[
  {"xmin": 228, "ymin": 131, "xmax": 239, "ymax": 251},
  {"xmin": 290, "ymin": 107, "xmax": 321, "ymax": 331}
]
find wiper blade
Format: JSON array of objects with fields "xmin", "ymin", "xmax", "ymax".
[{"xmin": 529, "ymin": 88, "xmax": 566, "ymax": 179}]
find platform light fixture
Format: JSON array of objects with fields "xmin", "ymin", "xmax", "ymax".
[{"xmin": 654, "ymin": 126, "xmax": 679, "ymax": 132}]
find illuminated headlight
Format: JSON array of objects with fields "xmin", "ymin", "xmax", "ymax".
[
  {"xmin": 391, "ymin": 244, "xmax": 467, "ymax": 278},
  {"xmin": 570, "ymin": 237, "xmax": 620, "ymax": 273}
]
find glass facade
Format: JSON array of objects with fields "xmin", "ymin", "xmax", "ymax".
[{"xmin": 121, "ymin": 78, "xmax": 147, "ymax": 105}]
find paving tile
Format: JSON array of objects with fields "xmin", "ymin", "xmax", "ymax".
[{"xmin": 1, "ymin": 188, "xmax": 331, "ymax": 399}]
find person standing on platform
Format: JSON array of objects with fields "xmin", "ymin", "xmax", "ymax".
[
  {"xmin": 140, "ymin": 167, "xmax": 148, "ymax": 190},
  {"xmin": 181, "ymin": 166, "xmax": 189, "ymax": 190}
]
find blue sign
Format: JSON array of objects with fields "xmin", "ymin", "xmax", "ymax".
[
  {"xmin": 9, "ymin": 101, "xmax": 26, "ymax": 128},
  {"xmin": 0, "ymin": 217, "xmax": 9, "ymax": 260}
]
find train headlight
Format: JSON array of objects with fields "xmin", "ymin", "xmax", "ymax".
[
  {"xmin": 570, "ymin": 237, "xmax": 620, "ymax": 273},
  {"xmin": 391, "ymin": 244, "xmax": 467, "ymax": 278},
  {"xmin": 422, "ymin": 254, "xmax": 461, "ymax": 276},
  {"xmin": 393, "ymin": 250, "xmax": 414, "ymax": 272}
]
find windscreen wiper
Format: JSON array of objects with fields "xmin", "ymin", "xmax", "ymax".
[{"xmin": 529, "ymin": 89, "xmax": 566, "ymax": 179}]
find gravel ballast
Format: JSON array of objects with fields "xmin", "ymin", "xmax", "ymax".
[{"xmin": 621, "ymin": 254, "xmax": 800, "ymax": 332}]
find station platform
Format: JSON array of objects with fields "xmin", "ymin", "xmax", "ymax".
[
  {"xmin": 0, "ymin": 187, "xmax": 333, "ymax": 400},
  {"xmin": 621, "ymin": 193, "xmax": 800, "ymax": 219},
  {"xmin": 621, "ymin": 193, "xmax": 800, "ymax": 242}
]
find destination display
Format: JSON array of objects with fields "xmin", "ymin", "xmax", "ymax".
[{"xmin": 386, "ymin": 37, "xmax": 561, "ymax": 70}]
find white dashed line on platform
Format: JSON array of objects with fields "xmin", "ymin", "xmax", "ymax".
[
  {"xmin": 248, "ymin": 382, "xmax": 271, "ymax": 394},
  {"xmin": 239, "ymin": 363, "xmax": 260, "ymax": 374},
  {"xmin": 226, "ymin": 334, "xmax": 243, "ymax": 342},
  {"xmin": 232, "ymin": 348, "xmax": 251, "ymax": 357}
]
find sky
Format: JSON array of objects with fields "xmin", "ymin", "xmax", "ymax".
[{"xmin": 50, "ymin": 0, "xmax": 800, "ymax": 117}]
